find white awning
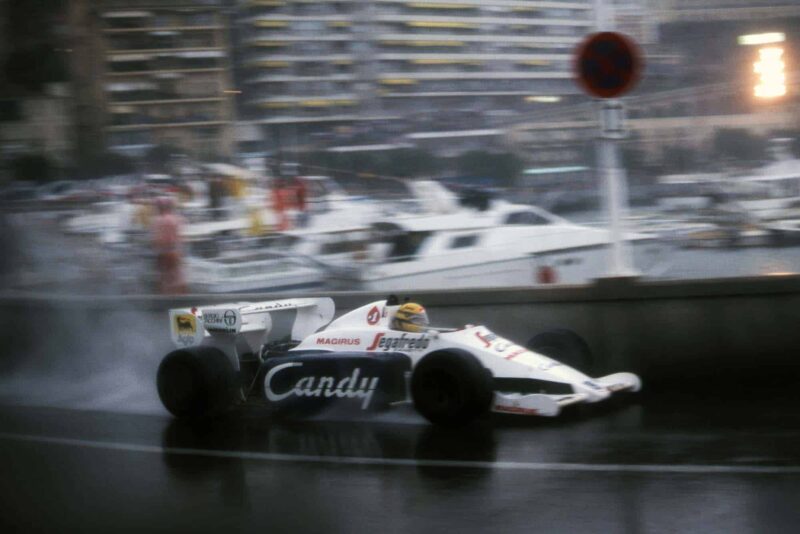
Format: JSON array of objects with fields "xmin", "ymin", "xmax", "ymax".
[
  {"xmin": 109, "ymin": 54, "xmax": 152, "ymax": 62},
  {"xmin": 172, "ymin": 50, "xmax": 226, "ymax": 59},
  {"xmin": 152, "ymin": 73, "xmax": 184, "ymax": 79},
  {"xmin": 106, "ymin": 82, "xmax": 156, "ymax": 92},
  {"xmin": 102, "ymin": 11, "xmax": 152, "ymax": 18},
  {"xmin": 405, "ymin": 129, "xmax": 501, "ymax": 140}
]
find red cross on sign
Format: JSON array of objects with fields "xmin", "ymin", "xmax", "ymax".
[{"xmin": 574, "ymin": 32, "xmax": 643, "ymax": 99}]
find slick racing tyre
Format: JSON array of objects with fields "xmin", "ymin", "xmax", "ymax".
[
  {"xmin": 527, "ymin": 329, "xmax": 593, "ymax": 372},
  {"xmin": 411, "ymin": 350, "xmax": 493, "ymax": 427},
  {"xmin": 157, "ymin": 346, "xmax": 237, "ymax": 418}
]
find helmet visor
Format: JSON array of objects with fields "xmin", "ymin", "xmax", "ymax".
[{"xmin": 405, "ymin": 311, "xmax": 428, "ymax": 327}]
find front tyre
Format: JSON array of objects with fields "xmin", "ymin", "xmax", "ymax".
[
  {"xmin": 411, "ymin": 350, "xmax": 493, "ymax": 427},
  {"xmin": 157, "ymin": 346, "xmax": 237, "ymax": 418}
]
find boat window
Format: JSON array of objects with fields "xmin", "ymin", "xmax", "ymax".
[
  {"xmin": 388, "ymin": 231, "xmax": 429, "ymax": 262},
  {"xmin": 504, "ymin": 211, "xmax": 552, "ymax": 225},
  {"xmin": 320, "ymin": 239, "xmax": 367, "ymax": 255},
  {"xmin": 449, "ymin": 234, "xmax": 479, "ymax": 249}
]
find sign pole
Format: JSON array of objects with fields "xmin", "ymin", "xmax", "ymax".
[
  {"xmin": 599, "ymin": 101, "xmax": 636, "ymax": 275},
  {"xmin": 573, "ymin": 31, "xmax": 643, "ymax": 278}
]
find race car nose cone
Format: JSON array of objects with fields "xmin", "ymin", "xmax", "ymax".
[{"xmin": 578, "ymin": 379, "xmax": 612, "ymax": 401}]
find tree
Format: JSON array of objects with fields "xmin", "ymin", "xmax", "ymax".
[
  {"xmin": 145, "ymin": 145, "xmax": 181, "ymax": 173},
  {"xmin": 659, "ymin": 145, "xmax": 698, "ymax": 174},
  {"xmin": 3, "ymin": 0, "xmax": 68, "ymax": 93},
  {"xmin": 454, "ymin": 151, "xmax": 523, "ymax": 186},
  {"xmin": 66, "ymin": 151, "xmax": 137, "ymax": 180},
  {"xmin": 712, "ymin": 128, "xmax": 767, "ymax": 167},
  {"xmin": 10, "ymin": 153, "xmax": 53, "ymax": 183},
  {"xmin": 384, "ymin": 148, "xmax": 441, "ymax": 178}
]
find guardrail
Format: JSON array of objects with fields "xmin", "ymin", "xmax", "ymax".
[{"xmin": 2, "ymin": 274, "xmax": 800, "ymax": 384}]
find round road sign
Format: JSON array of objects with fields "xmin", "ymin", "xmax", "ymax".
[{"xmin": 574, "ymin": 32, "xmax": 642, "ymax": 99}]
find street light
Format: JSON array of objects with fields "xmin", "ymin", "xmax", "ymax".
[
  {"xmin": 753, "ymin": 46, "xmax": 786, "ymax": 99},
  {"xmin": 737, "ymin": 32, "xmax": 788, "ymax": 100}
]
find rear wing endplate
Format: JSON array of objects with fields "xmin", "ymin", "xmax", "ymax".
[{"xmin": 169, "ymin": 297, "xmax": 335, "ymax": 348}]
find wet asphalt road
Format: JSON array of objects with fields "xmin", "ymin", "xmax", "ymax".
[{"xmin": 2, "ymin": 389, "xmax": 800, "ymax": 534}]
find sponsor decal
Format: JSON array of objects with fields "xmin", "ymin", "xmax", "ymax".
[
  {"xmin": 203, "ymin": 308, "xmax": 239, "ymax": 333},
  {"xmin": 173, "ymin": 313, "xmax": 197, "ymax": 345},
  {"xmin": 250, "ymin": 301, "xmax": 292, "ymax": 312},
  {"xmin": 494, "ymin": 405, "xmax": 540, "ymax": 415},
  {"xmin": 494, "ymin": 341, "xmax": 513, "ymax": 353},
  {"xmin": 474, "ymin": 331, "xmax": 497, "ymax": 348},
  {"xmin": 315, "ymin": 337, "xmax": 360, "ymax": 346},
  {"xmin": 504, "ymin": 348, "xmax": 528, "ymax": 360},
  {"xmin": 174, "ymin": 314, "xmax": 196, "ymax": 334},
  {"xmin": 366, "ymin": 332, "xmax": 430, "ymax": 352},
  {"xmin": 264, "ymin": 362, "xmax": 380, "ymax": 409},
  {"xmin": 367, "ymin": 306, "xmax": 381, "ymax": 325}
]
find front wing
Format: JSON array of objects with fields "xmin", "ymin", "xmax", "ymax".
[{"xmin": 492, "ymin": 372, "xmax": 641, "ymax": 417}]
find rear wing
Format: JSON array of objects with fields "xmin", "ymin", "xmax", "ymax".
[{"xmin": 169, "ymin": 297, "xmax": 335, "ymax": 349}]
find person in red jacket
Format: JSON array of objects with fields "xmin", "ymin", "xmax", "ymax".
[
  {"xmin": 271, "ymin": 178, "xmax": 291, "ymax": 231},
  {"xmin": 152, "ymin": 197, "xmax": 187, "ymax": 294}
]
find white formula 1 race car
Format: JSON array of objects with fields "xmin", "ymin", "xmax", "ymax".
[{"xmin": 158, "ymin": 296, "xmax": 641, "ymax": 426}]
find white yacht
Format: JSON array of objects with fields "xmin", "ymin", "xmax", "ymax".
[
  {"xmin": 182, "ymin": 179, "xmax": 468, "ymax": 293},
  {"xmin": 658, "ymin": 139, "xmax": 800, "ymax": 222},
  {"xmin": 331, "ymin": 200, "xmax": 662, "ymax": 291}
]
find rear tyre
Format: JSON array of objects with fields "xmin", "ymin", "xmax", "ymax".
[
  {"xmin": 411, "ymin": 350, "xmax": 493, "ymax": 427},
  {"xmin": 527, "ymin": 329, "xmax": 593, "ymax": 372},
  {"xmin": 157, "ymin": 346, "xmax": 237, "ymax": 418}
]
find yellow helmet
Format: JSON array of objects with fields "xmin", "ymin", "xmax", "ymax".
[{"xmin": 392, "ymin": 302, "xmax": 429, "ymax": 333}]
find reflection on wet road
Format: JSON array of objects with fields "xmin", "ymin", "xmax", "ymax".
[{"xmin": 1, "ymin": 390, "xmax": 800, "ymax": 533}]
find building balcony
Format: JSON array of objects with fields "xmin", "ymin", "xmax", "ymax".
[
  {"xmin": 107, "ymin": 119, "xmax": 229, "ymax": 132},
  {"xmin": 378, "ymin": 70, "xmax": 571, "ymax": 80},
  {"xmin": 373, "ymin": 14, "xmax": 592, "ymax": 27},
  {"xmin": 108, "ymin": 97, "xmax": 225, "ymax": 106},
  {"xmin": 371, "ymin": 0, "xmax": 591, "ymax": 9},
  {"xmin": 247, "ymin": 73, "xmax": 357, "ymax": 84},
  {"xmin": 374, "ymin": 32, "xmax": 581, "ymax": 45},
  {"xmin": 249, "ymin": 113, "xmax": 400, "ymax": 125},
  {"xmin": 106, "ymin": 67, "xmax": 225, "ymax": 77},
  {"xmin": 251, "ymin": 94, "xmax": 359, "ymax": 109},
  {"xmin": 103, "ymin": 25, "xmax": 224, "ymax": 34}
]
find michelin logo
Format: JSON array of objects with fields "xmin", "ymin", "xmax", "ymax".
[{"xmin": 264, "ymin": 362, "xmax": 380, "ymax": 410}]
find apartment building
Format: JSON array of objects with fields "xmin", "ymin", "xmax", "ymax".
[
  {"xmin": 239, "ymin": 0, "xmax": 595, "ymax": 150},
  {"xmin": 99, "ymin": 0, "xmax": 236, "ymax": 158}
]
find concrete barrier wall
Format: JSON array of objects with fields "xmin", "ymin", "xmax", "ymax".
[{"xmin": 2, "ymin": 274, "xmax": 800, "ymax": 385}]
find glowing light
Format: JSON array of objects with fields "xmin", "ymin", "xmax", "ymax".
[
  {"xmin": 379, "ymin": 78, "xmax": 417, "ymax": 85},
  {"xmin": 738, "ymin": 32, "xmax": 785, "ymax": 46},
  {"xmin": 753, "ymin": 46, "xmax": 787, "ymax": 99},
  {"xmin": 525, "ymin": 96, "xmax": 561, "ymax": 103}
]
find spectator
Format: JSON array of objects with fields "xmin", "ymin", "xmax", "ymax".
[
  {"xmin": 292, "ymin": 176, "xmax": 309, "ymax": 227},
  {"xmin": 152, "ymin": 197, "xmax": 186, "ymax": 294},
  {"xmin": 271, "ymin": 178, "xmax": 291, "ymax": 231},
  {"xmin": 208, "ymin": 175, "xmax": 225, "ymax": 220}
]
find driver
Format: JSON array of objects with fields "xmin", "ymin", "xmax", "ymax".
[{"xmin": 391, "ymin": 302, "xmax": 429, "ymax": 333}]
